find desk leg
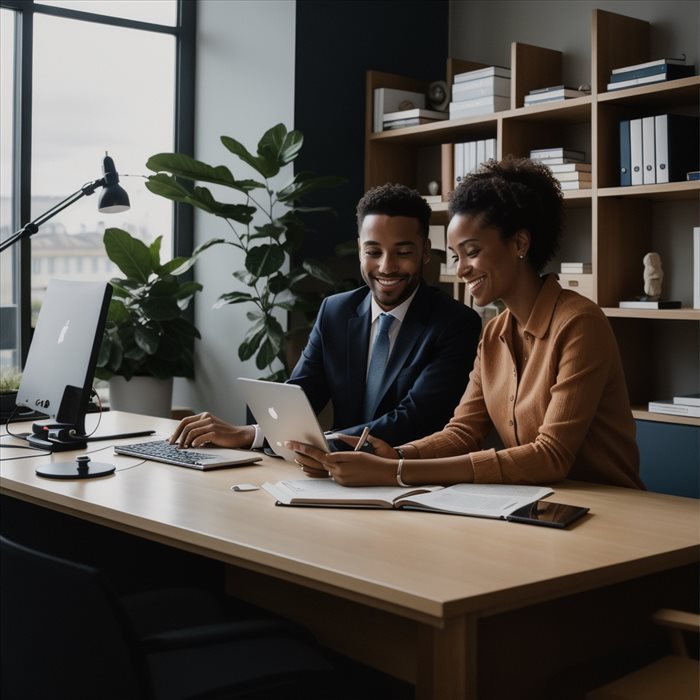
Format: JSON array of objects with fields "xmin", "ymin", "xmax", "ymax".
[{"xmin": 416, "ymin": 614, "xmax": 477, "ymax": 700}]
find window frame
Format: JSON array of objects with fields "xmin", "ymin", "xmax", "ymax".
[{"xmin": 0, "ymin": 0, "xmax": 195, "ymax": 366}]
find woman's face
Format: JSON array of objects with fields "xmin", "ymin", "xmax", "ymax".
[{"xmin": 447, "ymin": 213, "xmax": 524, "ymax": 308}]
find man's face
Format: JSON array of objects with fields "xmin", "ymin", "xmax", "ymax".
[{"xmin": 358, "ymin": 214, "xmax": 430, "ymax": 310}]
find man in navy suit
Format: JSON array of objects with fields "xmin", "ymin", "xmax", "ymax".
[{"xmin": 170, "ymin": 183, "xmax": 481, "ymax": 450}]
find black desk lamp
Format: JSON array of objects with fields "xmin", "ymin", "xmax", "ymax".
[{"xmin": 0, "ymin": 152, "xmax": 130, "ymax": 253}]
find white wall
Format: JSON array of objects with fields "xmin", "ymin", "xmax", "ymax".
[
  {"xmin": 173, "ymin": 0, "xmax": 296, "ymax": 423},
  {"xmin": 449, "ymin": 1, "xmax": 699, "ymax": 86}
]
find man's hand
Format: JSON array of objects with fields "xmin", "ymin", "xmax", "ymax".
[{"xmin": 170, "ymin": 412, "xmax": 255, "ymax": 449}]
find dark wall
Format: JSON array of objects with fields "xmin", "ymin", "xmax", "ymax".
[{"xmin": 294, "ymin": 0, "xmax": 449, "ymax": 263}]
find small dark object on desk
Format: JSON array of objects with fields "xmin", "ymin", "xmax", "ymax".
[{"xmin": 506, "ymin": 501, "xmax": 590, "ymax": 528}]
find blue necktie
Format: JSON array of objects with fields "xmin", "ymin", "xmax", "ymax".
[{"xmin": 363, "ymin": 313, "xmax": 395, "ymax": 421}]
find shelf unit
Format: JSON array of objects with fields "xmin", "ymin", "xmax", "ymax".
[{"xmin": 365, "ymin": 9, "xmax": 699, "ymax": 427}]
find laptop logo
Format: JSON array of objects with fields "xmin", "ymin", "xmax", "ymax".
[
  {"xmin": 57, "ymin": 319, "xmax": 71, "ymax": 344},
  {"xmin": 268, "ymin": 406, "xmax": 279, "ymax": 420}
]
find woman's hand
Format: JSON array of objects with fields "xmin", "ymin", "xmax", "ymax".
[
  {"xmin": 327, "ymin": 432, "xmax": 397, "ymax": 459},
  {"xmin": 170, "ymin": 412, "xmax": 255, "ymax": 449},
  {"xmin": 286, "ymin": 439, "xmax": 400, "ymax": 486}
]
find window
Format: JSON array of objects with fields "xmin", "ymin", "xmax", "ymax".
[{"xmin": 0, "ymin": 0, "xmax": 194, "ymax": 371}]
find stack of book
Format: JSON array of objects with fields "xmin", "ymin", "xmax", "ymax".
[
  {"xmin": 648, "ymin": 394, "xmax": 700, "ymax": 419},
  {"xmin": 619, "ymin": 114, "xmax": 699, "ymax": 186},
  {"xmin": 548, "ymin": 162, "xmax": 592, "ymax": 189},
  {"xmin": 524, "ymin": 84, "xmax": 590, "ymax": 106},
  {"xmin": 449, "ymin": 66, "xmax": 511, "ymax": 120},
  {"xmin": 453, "ymin": 138, "xmax": 497, "ymax": 187},
  {"xmin": 529, "ymin": 148, "xmax": 591, "ymax": 190},
  {"xmin": 558, "ymin": 262, "xmax": 594, "ymax": 299},
  {"xmin": 382, "ymin": 108, "xmax": 447, "ymax": 130},
  {"xmin": 606, "ymin": 58, "xmax": 695, "ymax": 92},
  {"xmin": 372, "ymin": 87, "xmax": 425, "ymax": 132},
  {"xmin": 560, "ymin": 262, "xmax": 592, "ymax": 274}
]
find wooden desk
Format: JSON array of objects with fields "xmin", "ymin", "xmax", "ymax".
[{"xmin": 2, "ymin": 411, "xmax": 698, "ymax": 699}]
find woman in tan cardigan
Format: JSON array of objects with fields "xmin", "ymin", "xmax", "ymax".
[{"xmin": 289, "ymin": 157, "xmax": 644, "ymax": 489}]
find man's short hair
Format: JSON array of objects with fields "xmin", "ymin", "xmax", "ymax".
[{"xmin": 356, "ymin": 183, "xmax": 432, "ymax": 239}]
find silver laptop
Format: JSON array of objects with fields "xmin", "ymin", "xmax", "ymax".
[
  {"xmin": 236, "ymin": 378, "xmax": 331, "ymax": 462},
  {"xmin": 114, "ymin": 439, "xmax": 262, "ymax": 470}
]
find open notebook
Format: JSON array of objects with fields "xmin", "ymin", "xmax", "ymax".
[{"xmin": 263, "ymin": 480, "xmax": 554, "ymax": 520}]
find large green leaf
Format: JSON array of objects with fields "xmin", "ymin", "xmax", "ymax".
[
  {"xmin": 146, "ymin": 153, "xmax": 236, "ymax": 188},
  {"xmin": 188, "ymin": 187, "xmax": 256, "ymax": 222},
  {"xmin": 221, "ymin": 135, "xmax": 277, "ymax": 179},
  {"xmin": 246, "ymin": 310, "xmax": 264, "ymax": 322},
  {"xmin": 213, "ymin": 291, "xmax": 255, "ymax": 308},
  {"xmin": 267, "ymin": 272, "xmax": 290, "ymax": 295},
  {"xmin": 233, "ymin": 269, "xmax": 253, "ymax": 285},
  {"xmin": 159, "ymin": 256, "xmax": 191, "ymax": 276},
  {"xmin": 302, "ymin": 259, "xmax": 335, "ymax": 286},
  {"xmin": 265, "ymin": 316, "xmax": 285, "ymax": 352},
  {"xmin": 250, "ymin": 222, "xmax": 285, "ymax": 241},
  {"xmin": 104, "ymin": 228, "xmax": 153, "ymax": 283},
  {"xmin": 149, "ymin": 277, "xmax": 180, "ymax": 297},
  {"xmin": 106, "ymin": 298, "xmax": 131, "ymax": 324},
  {"xmin": 145, "ymin": 174, "xmax": 191, "ymax": 202},
  {"xmin": 238, "ymin": 327, "xmax": 266, "ymax": 362},
  {"xmin": 134, "ymin": 326, "xmax": 160, "ymax": 355},
  {"xmin": 175, "ymin": 281, "xmax": 203, "ymax": 300},
  {"xmin": 257, "ymin": 125, "xmax": 303, "ymax": 168},
  {"xmin": 245, "ymin": 244, "xmax": 285, "ymax": 277},
  {"xmin": 141, "ymin": 296, "xmax": 181, "ymax": 321},
  {"xmin": 255, "ymin": 337, "xmax": 278, "ymax": 370},
  {"xmin": 148, "ymin": 236, "xmax": 163, "ymax": 271},
  {"xmin": 276, "ymin": 173, "xmax": 346, "ymax": 203},
  {"xmin": 279, "ymin": 129, "xmax": 304, "ymax": 164}
]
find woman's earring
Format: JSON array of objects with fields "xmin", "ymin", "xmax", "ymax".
[{"xmin": 518, "ymin": 254, "xmax": 525, "ymax": 259}]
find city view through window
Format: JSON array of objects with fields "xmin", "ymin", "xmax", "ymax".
[{"xmin": 0, "ymin": 1, "xmax": 179, "ymax": 372}]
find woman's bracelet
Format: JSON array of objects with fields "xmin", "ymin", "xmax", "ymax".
[{"xmin": 396, "ymin": 449, "xmax": 410, "ymax": 487}]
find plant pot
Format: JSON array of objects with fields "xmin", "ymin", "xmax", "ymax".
[
  {"xmin": 108, "ymin": 376, "xmax": 173, "ymax": 418},
  {"xmin": 0, "ymin": 391, "xmax": 18, "ymax": 421}
]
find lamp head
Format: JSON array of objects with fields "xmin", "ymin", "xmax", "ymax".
[{"xmin": 98, "ymin": 152, "xmax": 130, "ymax": 213}]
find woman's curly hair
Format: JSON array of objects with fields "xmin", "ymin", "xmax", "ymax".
[{"xmin": 448, "ymin": 156, "xmax": 564, "ymax": 272}]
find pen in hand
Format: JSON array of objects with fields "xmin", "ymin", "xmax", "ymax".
[{"xmin": 355, "ymin": 426, "xmax": 370, "ymax": 452}]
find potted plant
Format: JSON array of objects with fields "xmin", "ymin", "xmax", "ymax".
[
  {"xmin": 0, "ymin": 367, "xmax": 22, "ymax": 420},
  {"xmin": 96, "ymin": 227, "xmax": 202, "ymax": 417},
  {"xmin": 145, "ymin": 123, "xmax": 345, "ymax": 381}
]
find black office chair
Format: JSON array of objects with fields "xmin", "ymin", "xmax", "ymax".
[{"xmin": 0, "ymin": 535, "xmax": 336, "ymax": 700}]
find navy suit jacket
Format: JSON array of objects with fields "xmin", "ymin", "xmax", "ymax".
[{"xmin": 289, "ymin": 282, "xmax": 482, "ymax": 446}]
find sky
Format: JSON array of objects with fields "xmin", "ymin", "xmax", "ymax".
[{"xmin": 1, "ymin": 1, "xmax": 179, "ymax": 244}]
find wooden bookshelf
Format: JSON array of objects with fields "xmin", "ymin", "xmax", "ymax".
[{"xmin": 365, "ymin": 9, "xmax": 700, "ymax": 428}]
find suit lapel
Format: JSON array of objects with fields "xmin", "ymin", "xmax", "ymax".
[{"xmin": 346, "ymin": 292, "xmax": 372, "ymax": 415}]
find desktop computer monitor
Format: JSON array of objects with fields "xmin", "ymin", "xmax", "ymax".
[{"xmin": 16, "ymin": 278, "xmax": 112, "ymax": 452}]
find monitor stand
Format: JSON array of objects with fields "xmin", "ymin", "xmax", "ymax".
[
  {"xmin": 35, "ymin": 455, "xmax": 115, "ymax": 480},
  {"xmin": 27, "ymin": 420, "xmax": 88, "ymax": 452}
]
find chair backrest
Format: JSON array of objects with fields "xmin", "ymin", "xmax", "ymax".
[{"xmin": 0, "ymin": 535, "xmax": 153, "ymax": 700}]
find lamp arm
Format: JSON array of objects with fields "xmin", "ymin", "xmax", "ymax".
[{"xmin": 0, "ymin": 177, "xmax": 106, "ymax": 254}]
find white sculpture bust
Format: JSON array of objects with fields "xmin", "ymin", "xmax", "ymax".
[{"xmin": 643, "ymin": 252, "xmax": 663, "ymax": 298}]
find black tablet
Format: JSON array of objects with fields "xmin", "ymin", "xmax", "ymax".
[{"xmin": 506, "ymin": 501, "xmax": 589, "ymax": 529}]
